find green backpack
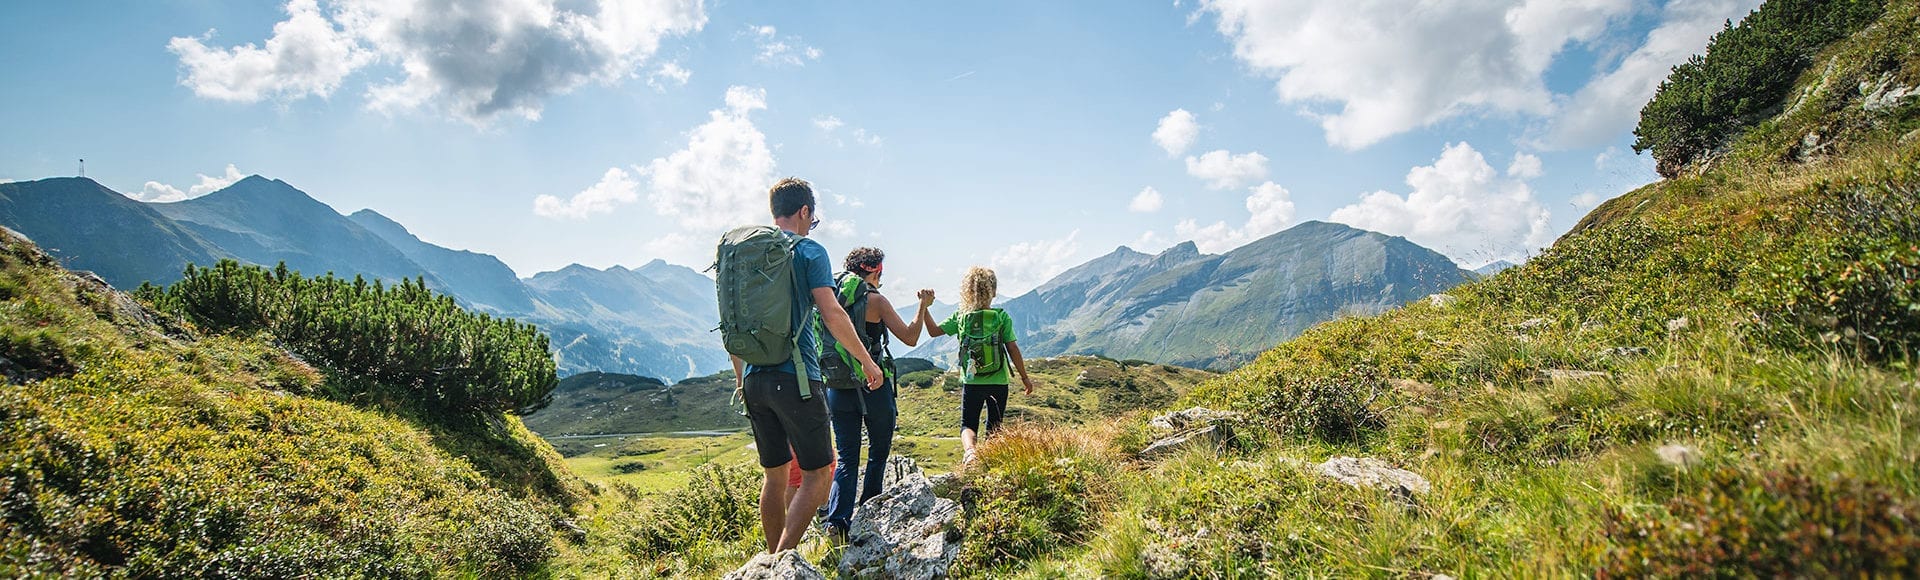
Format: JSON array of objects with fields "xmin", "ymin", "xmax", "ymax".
[
  {"xmin": 957, "ymin": 308, "xmax": 1009, "ymax": 379},
  {"xmin": 714, "ymin": 225, "xmax": 812, "ymax": 398},
  {"xmin": 817, "ymin": 272, "xmax": 892, "ymax": 390}
]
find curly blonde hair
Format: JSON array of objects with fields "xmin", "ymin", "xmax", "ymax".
[{"xmin": 959, "ymin": 266, "xmax": 998, "ymax": 312}]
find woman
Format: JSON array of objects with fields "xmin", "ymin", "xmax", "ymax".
[
  {"xmin": 821, "ymin": 247, "xmax": 935, "ymax": 539},
  {"xmin": 924, "ymin": 266, "xmax": 1035, "ymax": 466}
]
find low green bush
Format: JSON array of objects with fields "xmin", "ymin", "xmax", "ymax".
[
  {"xmin": 1599, "ymin": 466, "xmax": 1920, "ymax": 577},
  {"xmin": 1250, "ymin": 365, "xmax": 1388, "ymax": 445},
  {"xmin": 618, "ymin": 463, "xmax": 760, "ymax": 557},
  {"xmin": 900, "ymin": 369, "xmax": 943, "ymax": 388},
  {"xmin": 1742, "ymin": 172, "xmax": 1920, "ymax": 360}
]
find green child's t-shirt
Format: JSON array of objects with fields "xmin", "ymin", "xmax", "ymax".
[{"xmin": 938, "ymin": 309, "xmax": 1018, "ymax": 385}]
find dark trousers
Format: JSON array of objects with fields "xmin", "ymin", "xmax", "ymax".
[
  {"xmin": 824, "ymin": 381, "xmax": 897, "ymax": 528},
  {"xmin": 962, "ymin": 384, "xmax": 1009, "ymax": 433}
]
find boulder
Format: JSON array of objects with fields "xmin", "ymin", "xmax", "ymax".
[
  {"xmin": 1426, "ymin": 294, "xmax": 1458, "ymax": 308},
  {"xmin": 840, "ymin": 456, "xmax": 964, "ymax": 579},
  {"xmin": 1317, "ymin": 456, "xmax": 1431, "ymax": 497},
  {"xmin": 1148, "ymin": 406, "xmax": 1242, "ymax": 432},
  {"xmin": 723, "ymin": 550, "xmax": 825, "ymax": 580},
  {"xmin": 1138, "ymin": 424, "xmax": 1236, "ymax": 459}
]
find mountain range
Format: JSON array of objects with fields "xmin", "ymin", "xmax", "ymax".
[
  {"xmin": 906, "ymin": 221, "xmax": 1473, "ymax": 369},
  {"xmin": 0, "ymin": 175, "xmax": 726, "ymax": 380},
  {"xmin": 0, "ymin": 175, "xmax": 1472, "ymax": 378}
]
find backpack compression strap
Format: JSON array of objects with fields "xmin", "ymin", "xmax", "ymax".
[{"xmin": 788, "ymin": 233, "xmax": 811, "ymax": 400}]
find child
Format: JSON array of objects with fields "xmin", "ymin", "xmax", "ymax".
[{"xmin": 923, "ymin": 266, "xmax": 1035, "ymax": 466}]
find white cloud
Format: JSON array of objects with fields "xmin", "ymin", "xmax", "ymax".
[
  {"xmin": 1175, "ymin": 181, "xmax": 1296, "ymax": 253},
  {"xmin": 533, "ymin": 167, "xmax": 640, "ymax": 220},
  {"xmin": 749, "ymin": 24, "xmax": 822, "ymax": 67},
  {"xmin": 989, "ymin": 230, "xmax": 1083, "ymax": 295},
  {"xmin": 815, "ymin": 218, "xmax": 857, "ymax": 240},
  {"xmin": 647, "ymin": 61, "xmax": 691, "ymax": 92},
  {"xmin": 167, "ymin": 0, "xmax": 369, "ymax": 103},
  {"xmin": 1152, "ymin": 109, "xmax": 1199, "ymax": 157},
  {"xmin": 1197, "ymin": 0, "xmax": 1634, "ymax": 149},
  {"xmin": 641, "ymin": 86, "xmax": 776, "ymax": 231},
  {"xmin": 1507, "ymin": 153, "xmax": 1544, "ymax": 179},
  {"xmin": 831, "ymin": 193, "xmax": 865, "ymax": 208},
  {"xmin": 172, "ymin": 0, "xmax": 706, "ymax": 124},
  {"xmin": 812, "ymin": 115, "xmax": 883, "ymax": 147},
  {"xmin": 130, "ymin": 164, "xmax": 248, "ymax": 203},
  {"xmin": 136, "ymin": 182, "xmax": 189, "ymax": 203},
  {"xmin": 1129, "ymin": 186, "xmax": 1165, "ymax": 213},
  {"xmin": 1543, "ymin": 0, "xmax": 1763, "ymax": 148},
  {"xmin": 1184, "ymin": 149, "xmax": 1268, "ymax": 190},
  {"xmin": 641, "ymin": 232, "xmax": 700, "ymax": 267},
  {"xmin": 1328, "ymin": 142, "xmax": 1551, "ymax": 264}
]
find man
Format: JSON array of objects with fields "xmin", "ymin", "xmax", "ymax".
[{"xmin": 732, "ymin": 177, "xmax": 883, "ymax": 554}]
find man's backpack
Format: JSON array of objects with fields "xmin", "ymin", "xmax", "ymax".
[
  {"xmin": 714, "ymin": 225, "xmax": 813, "ymax": 398},
  {"xmin": 957, "ymin": 309, "xmax": 1009, "ymax": 378},
  {"xmin": 818, "ymin": 272, "xmax": 892, "ymax": 390}
]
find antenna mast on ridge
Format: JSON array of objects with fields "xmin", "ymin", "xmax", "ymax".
[{"xmin": 78, "ymin": 159, "xmax": 85, "ymax": 178}]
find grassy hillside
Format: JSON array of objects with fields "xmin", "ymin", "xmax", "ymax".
[
  {"xmin": 932, "ymin": 1, "xmax": 1920, "ymax": 576},
  {"xmin": 0, "ymin": 229, "xmax": 586, "ymax": 576}
]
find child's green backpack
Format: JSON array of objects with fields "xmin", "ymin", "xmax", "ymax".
[{"xmin": 957, "ymin": 309, "xmax": 1008, "ymax": 378}]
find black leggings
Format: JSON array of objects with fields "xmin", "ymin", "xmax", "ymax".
[{"xmin": 961, "ymin": 384, "xmax": 1009, "ymax": 433}]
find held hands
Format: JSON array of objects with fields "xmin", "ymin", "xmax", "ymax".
[{"xmin": 916, "ymin": 288, "xmax": 936, "ymax": 309}]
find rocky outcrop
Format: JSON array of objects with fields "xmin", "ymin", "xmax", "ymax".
[
  {"xmin": 723, "ymin": 551, "xmax": 825, "ymax": 580},
  {"xmin": 841, "ymin": 457, "xmax": 964, "ymax": 579},
  {"xmin": 1139, "ymin": 407, "xmax": 1242, "ymax": 459},
  {"xmin": 1317, "ymin": 456, "xmax": 1431, "ymax": 499},
  {"xmin": 1148, "ymin": 407, "xmax": 1242, "ymax": 431}
]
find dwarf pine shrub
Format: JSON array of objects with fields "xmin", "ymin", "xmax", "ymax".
[{"xmin": 137, "ymin": 260, "xmax": 558, "ymax": 415}]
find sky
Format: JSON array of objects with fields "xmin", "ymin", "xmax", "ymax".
[{"xmin": 0, "ymin": 0, "xmax": 1762, "ymax": 297}]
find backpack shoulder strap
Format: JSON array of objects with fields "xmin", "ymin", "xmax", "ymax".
[{"xmin": 788, "ymin": 234, "xmax": 811, "ymax": 398}]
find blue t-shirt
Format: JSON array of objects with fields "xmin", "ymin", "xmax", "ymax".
[{"xmin": 746, "ymin": 236, "xmax": 833, "ymax": 381}]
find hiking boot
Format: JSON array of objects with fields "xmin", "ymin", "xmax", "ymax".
[{"xmin": 823, "ymin": 521, "xmax": 849, "ymax": 544}]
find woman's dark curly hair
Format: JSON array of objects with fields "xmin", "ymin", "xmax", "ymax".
[{"xmin": 844, "ymin": 247, "xmax": 885, "ymax": 275}]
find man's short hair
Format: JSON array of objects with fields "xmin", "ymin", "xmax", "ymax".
[{"xmin": 770, "ymin": 177, "xmax": 815, "ymax": 219}]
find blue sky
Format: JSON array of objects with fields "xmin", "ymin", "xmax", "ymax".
[{"xmin": 0, "ymin": 0, "xmax": 1760, "ymax": 296}]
